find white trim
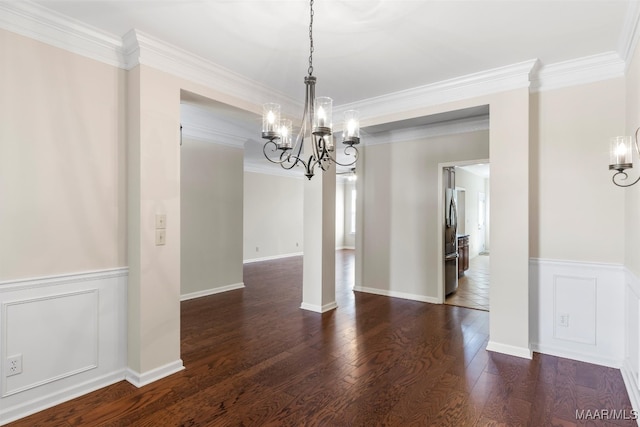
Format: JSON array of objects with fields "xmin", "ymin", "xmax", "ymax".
[
  {"xmin": 2, "ymin": 290, "xmax": 99, "ymax": 397},
  {"xmin": 243, "ymin": 252, "xmax": 303, "ymax": 264},
  {"xmin": 621, "ymin": 359, "xmax": 640, "ymax": 417},
  {"xmin": 364, "ymin": 115, "xmax": 490, "ymax": 147},
  {"xmin": 0, "ymin": 1, "xmax": 125, "ymax": 68},
  {"xmin": 623, "ymin": 267, "xmax": 640, "ymax": 420},
  {"xmin": 486, "ymin": 341, "xmax": 533, "ymax": 360},
  {"xmin": 529, "ymin": 257, "xmax": 624, "ymax": 272},
  {"xmin": 300, "ymin": 301, "xmax": 338, "ymax": 313},
  {"xmin": 180, "ymin": 283, "xmax": 244, "ymax": 301},
  {"xmin": 1, "ymin": 2, "xmax": 635, "ymax": 116},
  {"xmin": 530, "ymin": 258, "xmax": 625, "ymax": 368},
  {"xmin": 181, "ymin": 125, "xmax": 250, "ymax": 148},
  {"xmin": 531, "ymin": 52, "xmax": 625, "ymax": 92},
  {"xmin": 123, "ymin": 29, "xmax": 298, "ymax": 112},
  {"xmin": 243, "ymin": 163, "xmax": 305, "ymax": 179},
  {"xmin": 531, "ymin": 344, "xmax": 621, "ymax": 369},
  {"xmin": 337, "ymin": 59, "xmax": 538, "ymax": 121},
  {"xmin": 353, "ymin": 286, "xmax": 440, "ymax": 305},
  {"xmin": 619, "ymin": 0, "xmax": 640, "ymax": 69},
  {"xmin": 0, "ymin": 267, "xmax": 128, "ymax": 291},
  {"xmin": 180, "ymin": 103, "xmax": 255, "ymax": 148},
  {"xmin": 125, "ymin": 360, "xmax": 184, "ymax": 388},
  {"xmin": 0, "ymin": 369, "xmax": 126, "ymax": 426}
]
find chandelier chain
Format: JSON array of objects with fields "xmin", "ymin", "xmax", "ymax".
[{"xmin": 308, "ymin": 0, "xmax": 314, "ymax": 76}]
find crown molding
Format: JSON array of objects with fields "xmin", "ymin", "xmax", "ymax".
[
  {"xmin": 619, "ymin": 0, "xmax": 640, "ymax": 69},
  {"xmin": 244, "ymin": 162, "xmax": 306, "ymax": 179},
  {"xmin": 2, "ymin": 1, "xmax": 636, "ymax": 118},
  {"xmin": 0, "ymin": 0, "xmax": 124, "ymax": 67},
  {"xmin": 122, "ymin": 29, "xmax": 299, "ymax": 112},
  {"xmin": 364, "ymin": 115, "xmax": 490, "ymax": 147},
  {"xmin": 180, "ymin": 103, "xmax": 254, "ymax": 148},
  {"xmin": 336, "ymin": 59, "xmax": 539, "ymax": 121},
  {"xmin": 531, "ymin": 52, "xmax": 626, "ymax": 92},
  {"xmin": 181, "ymin": 125, "xmax": 251, "ymax": 149}
]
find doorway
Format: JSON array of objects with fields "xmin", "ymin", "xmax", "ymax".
[{"xmin": 443, "ymin": 162, "xmax": 490, "ymax": 311}]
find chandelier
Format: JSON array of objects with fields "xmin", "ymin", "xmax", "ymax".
[
  {"xmin": 261, "ymin": 0, "xmax": 360, "ymax": 180},
  {"xmin": 609, "ymin": 127, "xmax": 640, "ymax": 187}
]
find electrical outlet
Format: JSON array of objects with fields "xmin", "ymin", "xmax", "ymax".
[
  {"xmin": 6, "ymin": 354, "xmax": 22, "ymax": 377},
  {"xmin": 558, "ymin": 313, "xmax": 569, "ymax": 328}
]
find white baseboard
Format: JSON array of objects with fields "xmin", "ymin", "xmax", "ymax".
[
  {"xmin": 0, "ymin": 267, "xmax": 128, "ymax": 426},
  {"xmin": 486, "ymin": 341, "xmax": 533, "ymax": 359},
  {"xmin": 621, "ymin": 359, "xmax": 640, "ymax": 418},
  {"xmin": 300, "ymin": 301, "xmax": 338, "ymax": 313},
  {"xmin": 353, "ymin": 285, "xmax": 440, "ymax": 304},
  {"xmin": 125, "ymin": 359, "xmax": 184, "ymax": 388},
  {"xmin": 0, "ymin": 370, "xmax": 126, "ymax": 426},
  {"xmin": 243, "ymin": 252, "xmax": 303, "ymax": 264},
  {"xmin": 180, "ymin": 282, "xmax": 244, "ymax": 301},
  {"xmin": 531, "ymin": 343, "xmax": 621, "ymax": 368}
]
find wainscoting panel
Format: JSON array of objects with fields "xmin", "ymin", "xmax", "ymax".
[
  {"xmin": 552, "ymin": 275, "xmax": 596, "ymax": 344},
  {"xmin": 530, "ymin": 258, "xmax": 625, "ymax": 368},
  {"xmin": 2, "ymin": 290, "xmax": 98, "ymax": 397},
  {"xmin": 622, "ymin": 268, "xmax": 640, "ymax": 415},
  {"xmin": 0, "ymin": 268, "xmax": 127, "ymax": 425}
]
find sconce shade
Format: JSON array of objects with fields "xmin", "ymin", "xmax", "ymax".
[
  {"xmin": 262, "ymin": 103, "xmax": 281, "ymax": 139},
  {"xmin": 609, "ymin": 136, "xmax": 633, "ymax": 172},
  {"xmin": 343, "ymin": 110, "xmax": 360, "ymax": 145}
]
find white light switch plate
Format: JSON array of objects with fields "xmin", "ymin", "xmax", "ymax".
[
  {"xmin": 156, "ymin": 229, "xmax": 166, "ymax": 245},
  {"xmin": 155, "ymin": 214, "xmax": 167, "ymax": 229}
]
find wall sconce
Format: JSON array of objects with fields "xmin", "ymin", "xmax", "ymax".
[{"xmin": 610, "ymin": 128, "xmax": 640, "ymax": 187}]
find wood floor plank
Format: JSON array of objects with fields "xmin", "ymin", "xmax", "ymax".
[{"xmin": 6, "ymin": 251, "xmax": 635, "ymax": 426}]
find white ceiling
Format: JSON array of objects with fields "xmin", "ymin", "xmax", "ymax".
[
  {"xmin": 29, "ymin": 0, "xmax": 636, "ymax": 106},
  {"xmin": 21, "ymin": 0, "xmax": 638, "ymax": 175}
]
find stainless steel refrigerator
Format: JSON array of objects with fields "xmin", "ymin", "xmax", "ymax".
[{"xmin": 444, "ymin": 167, "xmax": 458, "ymax": 295}]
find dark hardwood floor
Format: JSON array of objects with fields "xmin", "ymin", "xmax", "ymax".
[{"xmin": 9, "ymin": 250, "xmax": 635, "ymax": 426}]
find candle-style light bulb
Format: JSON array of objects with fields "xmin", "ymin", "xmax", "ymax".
[
  {"xmin": 317, "ymin": 107, "xmax": 326, "ymax": 128},
  {"xmin": 347, "ymin": 119, "xmax": 357, "ymax": 137},
  {"xmin": 262, "ymin": 103, "xmax": 281, "ymax": 139}
]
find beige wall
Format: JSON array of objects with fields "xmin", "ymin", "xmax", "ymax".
[
  {"xmin": 360, "ymin": 130, "xmax": 490, "ymax": 299},
  {"xmin": 626, "ymin": 42, "xmax": 640, "ymax": 277},
  {"xmin": 0, "ymin": 30, "xmax": 127, "ymax": 280},
  {"xmin": 243, "ymin": 171, "xmax": 303, "ymax": 260},
  {"xmin": 128, "ymin": 65, "xmax": 182, "ymax": 373},
  {"xmin": 181, "ymin": 138, "xmax": 243, "ymax": 295},
  {"xmin": 530, "ymin": 78, "xmax": 626, "ymax": 264}
]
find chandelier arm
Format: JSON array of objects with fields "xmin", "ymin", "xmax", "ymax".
[
  {"xmin": 612, "ymin": 170, "xmax": 640, "ymax": 187},
  {"xmin": 263, "ymin": 141, "xmax": 301, "ymax": 169},
  {"xmin": 262, "ymin": 140, "xmax": 287, "ymax": 164},
  {"xmin": 281, "ymin": 154, "xmax": 307, "ymax": 171},
  {"xmin": 305, "ymin": 155, "xmax": 318, "ymax": 179},
  {"xmin": 329, "ymin": 145, "xmax": 359, "ymax": 167}
]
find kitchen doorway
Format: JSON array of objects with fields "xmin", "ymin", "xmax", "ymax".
[{"xmin": 444, "ymin": 163, "xmax": 490, "ymax": 311}]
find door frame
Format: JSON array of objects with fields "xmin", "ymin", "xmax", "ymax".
[{"xmin": 437, "ymin": 158, "xmax": 490, "ymax": 304}]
